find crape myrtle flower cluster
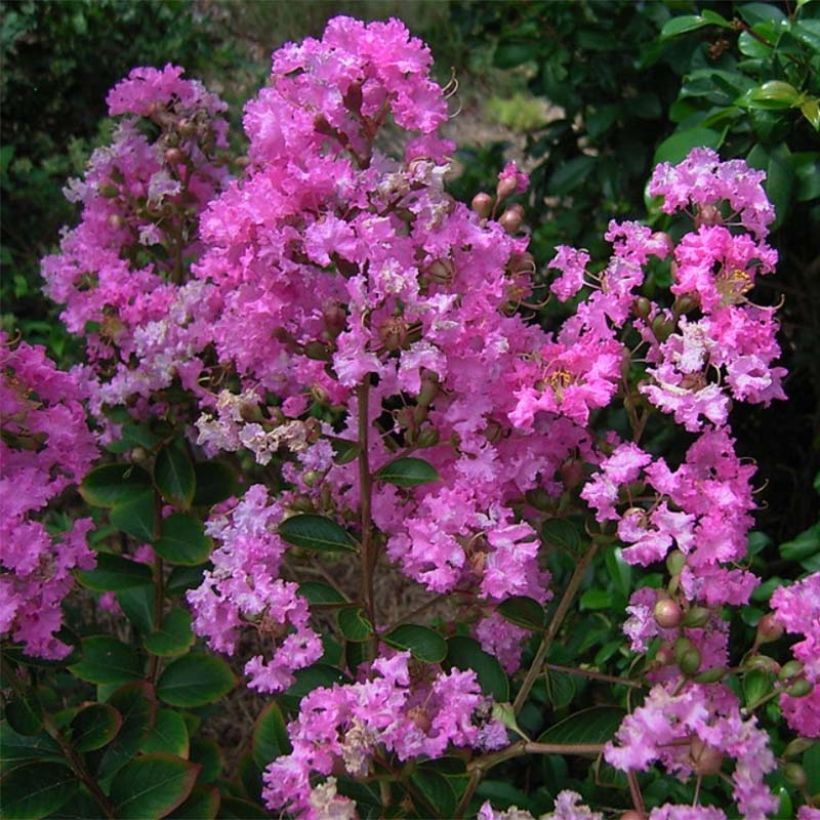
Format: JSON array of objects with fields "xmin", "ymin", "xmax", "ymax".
[{"xmin": 7, "ymin": 12, "xmax": 816, "ymax": 820}]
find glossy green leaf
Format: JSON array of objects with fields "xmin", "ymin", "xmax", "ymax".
[
  {"xmin": 140, "ymin": 708, "xmax": 189, "ymax": 758},
  {"xmin": 96, "ymin": 681, "xmax": 157, "ymax": 783},
  {"xmin": 167, "ymin": 785, "xmax": 220, "ymax": 819},
  {"xmin": 117, "ymin": 584, "xmax": 155, "ymax": 634},
  {"xmin": 780, "ymin": 524, "xmax": 820, "ymax": 561},
  {"xmin": 0, "ymin": 761, "xmax": 78, "ymax": 819},
  {"xmin": 384, "ymin": 624, "xmax": 448, "ymax": 663},
  {"xmin": 69, "ymin": 703, "xmax": 122, "ymax": 752},
  {"xmin": 189, "ymin": 737, "xmax": 222, "ymax": 784},
  {"xmin": 328, "ymin": 436, "xmax": 361, "ymax": 465},
  {"xmin": 69, "ymin": 636, "xmax": 143, "ymax": 685},
  {"xmin": 166, "ymin": 565, "xmax": 207, "ymax": 596},
  {"xmin": 445, "ymin": 636, "xmax": 509, "ymax": 701},
  {"xmin": 549, "ymin": 155, "xmax": 596, "ymax": 195},
  {"xmin": 545, "ymin": 670, "xmax": 576, "ymax": 710},
  {"xmin": 538, "ymin": 706, "xmax": 626, "ymax": 745},
  {"xmin": 155, "ymin": 441, "xmax": 196, "ymax": 508},
  {"xmin": 605, "ymin": 547, "xmax": 632, "ymax": 598},
  {"xmin": 660, "ymin": 15, "xmax": 712, "ymax": 39},
  {"xmin": 744, "ymin": 669, "xmax": 773, "ymax": 708},
  {"xmin": 110, "ymin": 489, "xmax": 156, "ymax": 542},
  {"xmin": 497, "ymin": 596, "xmax": 545, "ymax": 631},
  {"xmin": 5, "ymin": 693, "xmax": 43, "ymax": 736},
  {"xmin": 653, "ymin": 127, "xmax": 724, "ymax": 165},
  {"xmin": 154, "ymin": 513, "xmax": 212, "ymax": 566},
  {"xmin": 110, "ymin": 753, "xmax": 199, "ymax": 819},
  {"xmin": 157, "ymin": 653, "xmax": 236, "ymax": 707},
  {"xmin": 338, "ymin": 607, "xmax": 373, "ymax": 642},
  {"xmin": 410, "ymin": 768, "xmax": 456, "ymax": 818},
  {"xmin": 77, "ymin": 553, "xmax": 152, "ymax": 591},
  {"xmin": 0, "ymin": 722, "xmax": 62, "ymax": 766},
  {"xmin": 80, "ymin": 464, "xmax": 152, "ymax": 508},
  {"xmin": 541, "ymin": 519, "xmax": 581, "ymax": 552},
  {"xmin": 298, "ymin": 581, "xmax": 347, "ymax": 605},
  {"xmin": 252, "ymin": 702, "xmax": 291, "ymax": 770},
  {"xmin": 143, "ymin": 608, "xmax": 195, "ymax": 657},
  {"xmin": 740, "ymin": 81, "xmax": 803, "ymax": 110},
  {"xmin": 278, "ymin": 514, "xmax": 357, "ymax": 553},
  {"xmin": 217, "ymin": 796, "xmax": 269, "ymax": 818},
  {"xmin": 192, "ymin": 461, "xmax": 238, "ymax": 507},
  {"xmin": 285, "ymin": 664, "xmax": 347, "ymax": 698},
  {"xmin": 580, "ymin": 589, "xmax": 613, "ymax": 611},
  {"xmin": 375, "ymin": 456, "xmax": 440, "ymax": 487}
]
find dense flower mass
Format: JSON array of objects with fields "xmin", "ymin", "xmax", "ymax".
[
  {"xmin": 0, "ymin": 334, "xmax": 97, "ymax": 658},
  {"xmin": 9, "ymin": 14, "xmax": 814, "ymax": 820}
]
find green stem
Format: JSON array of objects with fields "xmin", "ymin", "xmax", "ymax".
[{"xmin": 543, "ymin": 662, "xmax": 643, "ymax": 689}]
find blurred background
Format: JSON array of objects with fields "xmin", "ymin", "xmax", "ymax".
[{"xmin": 1, "ymin": 0, "xmax": 818, "ymax": 550}]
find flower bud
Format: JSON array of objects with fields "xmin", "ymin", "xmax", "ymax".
[
  {"xmin": 471, "ymin": 192, "xmax": 493, "ymax": 219},
  {"xmin": 654, "ymin": 598, "xmax": 682, "ymax": 629},
  {"xmin": 304, "ymin": 341, "xmax": 332, "ymax": 361},
  {"xmin": 560, "ymin": 458, "xmax": 584, "ymax": 491},
  {"xmin": 415, "ymin": 427, "xmax": 440, "ymax": 448},
  {"xmin": 130, "ymin": 446, "xmax": 149, "ymax": 464},
  {"xmin": 694, "ymin": 666, "xmax": 727, "ymax": 684},
  {"xmin": 309, "ymin": 384, "xmax": 329, "ymax": 405},
  {"xmin": 632, "ymin": 296, "xmax": 652, "ymax": 319},
  {"xmin": 783, "ymin": 737, "xmax": 813, "ymax": 758},
  {"xmin": 778, "ymin": 660, "xmax": 804, "ymax": 681},
  {"xmin": 498, "ymin": 204, "xmax": 525, "ymax": 235},
  {"xmin": 651, "ymin": 314, "xmax": 674, "ymax": 342},
  {"xmin": 165, "ymin": 147, "xmax": 184, "ymax": 166},
  {"xmin": 666, "ymin": 550, "xmax": 686, "ymax": 576},
  {"xmin": 783, "ymin": 762, "xmax": 808, "ymax": 788},
  {"xmin": 496, "ymin": 175, "xmax": 518, "ymax": 203},
  {"xmin": 673, "ymin": 294, "xmax": 699, "ymax": 316},
  {"xmin": 99, "ymin": 182, "xmax": 119, "ymax": 198},
  {"xmin": 681, "ymin": 606, "xmax": 710, "ymax": 628},
  {"xmin": 303, "ymin": 470, "xmax": 321, "ymax": 488},
  {"xmin": 756, "ymin": 613, "xmax": 784, "ymax": 644},
  {"xmin": 290, "ymin": 496, "xmax": 314, "ymax": 513},
  {"xmin": 675, "ymin": 637, "xmax": 701, "ymax": 675},
  {"xmin": 743, "ymin": 654, "xmax": 780, "ymax": 674},
  {"xmin": 695, "ymin": 203, "xmax": 722, "ymax": 228},
  {"xmin": 690, "ymin": 738, "xmax": 723, "ymax": 776},
  {"xmin": 785, "ymin": 679, "xmax": 813, "ymax": 698}
]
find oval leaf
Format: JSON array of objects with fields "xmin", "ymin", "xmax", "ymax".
[
  {"xmin": 252, "ymin": 702, "xmax": 292, "ymax": 769},
  {"xmin": 78, "ymin": 553, "xmax": 153, "ymax": 592},
  {"xmin": 192, "ymin": 460, "xmax": 238, "ymax": 507},
  {"xmin": 384, "ymin": 624, "xmax": 447, "ymax": 663},
  {"xmin": 143, "ymin": 608, "xmax": 195, "ymax": 657},
  {"xmin": 80, "ymin": 464, "xmax": 152, "ymax": 508},
  {"xmin": 298, "ymin": 581, "xmax": 348, "ymax": 605},
  {"xmin": 155, "ymin": 442, "xmax": 196, "ymax": 508},
  {"xmin": 497, "ymin": 596, "xmax": 545, "ymax": 631},
  {"xmin": 110, "ymin": 753, "xmax": 199, "ymax": 819},
  {"xmin": 445, "ymin": 636, "xmax": 509, "ymax": 701},
  {"xmin": 660, "ymin": 14, "xmax": 710, "ymax": 39},
  {"xmin": 279, "ymin": 514, "xmax": 357, "ymax": 553},
  {"xmin": 140, "ymin": 708, "xmax": 190, "ymax": 758},
  {"xmin": 154, "ymin": 513, "xmax": 212, "ymax": 566},
  {"xmin": 338, "ymin": 607, "xmax": 373, "ymax": 642},
  {"xmin": 110, "ymin": 489, "xmax": 156, "ymax": 543},
  {"xmin": 0, "ymin": 761, "xmax": 78, "ymax": 819},
  {"xmin": 375, "ymin": 456, "xmax": 440, "ymax": 487},
  {"xmin": 542, "ymin": 519, "xmax": 581, "ymax": 552},
  {"xmin": 538, "ymin": 706, "xmax": 626, "ymax": 745},
  {"xmin": 653, "ymin": 127, "xmax": 724, "ymax": 166},
  {"xmin": 70, "ymin": 703, "xmax": 122, "ymax": 752},
  {"xmin": 69, "ymin": 636, "xmax": 143, "ymax": 685},
  {"xmin": 157, "ymin": 653, "xmax": 236, "ymax": 708},
  {"xmin": 167, "ymin": 785, "xmax": 220, "ymax": 819}
]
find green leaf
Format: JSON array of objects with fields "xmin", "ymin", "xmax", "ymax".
[
  {"xmin": 154, "ymin": 513, "xmax": 212, "ymax": 566},
  {"xmin": 375, "ymin": 456, "xmax": 440, "ymax": 487},
  {"xmin": 189, "ymin": 738, "xmax": 222, "ymax": 784},
  {"xmin": 410, "ymin": 768, "xmax": 456, "ymax": 817},
  {"xmin": 110, "ymin": 753, "xmax": 199, "ymax": 819},
  {"xmin": 384, "ymin": 624, "xmax": 448, "ymax": 663},
  {"xmin": 192, "ymin": 461, "xmax": 238, "ymax": 507},
  {"xmin": 780, "ymin": 524, "xmax": 820, "ymax": 561},
  {"xmin": 445, "ymin": 636, "xmax": 509, "ymax": 701},
  {"xmin": 69, "ymin": 704, "xmax": 122, "ymax": 752},
  {"xmin": 549, "ymin": 155, "xmax": 597, "ymax": 195},
  {"xmin": 801, "ymin": 99, "xmax": 820, "ymax": 130},
  {"xmin": 0, "ymin": 762, "xmax": 78, "ymax": 819},
  {"xmin": 96, "ymin": 682, "xmax": 158, "ymax": 783},
  {"xmin": 653, "ymin": 127, "xmax": 724, "ymax": 165},
  {"xmin": 252, "ymin": 702, "xmax": 291, "ymax": 770},
  {"xmin": 538, "ymin": 706, "xmax": 626, "ymax": 745},
  {"xmin": 740, "ymin": 81, "xmax": 803, "ymax": 110},
  {"xmin": 117, "ymin": 584, "xmax": 156, "ymax": 634},
  {"xmin": 542, "ymin": 519, "xmax": 581, "ymax": 552},
  {"xmin": 338, "ymin": 607, "xmax": 373, "ymax": 642},
  {"xmin": 217, "ymin": 796, "xmax": 269, "ymax": 818},
  {"xmin": 738, "ymin": 2, "xmax": 787, "ymax": 25},
  {"xmin": 80, "ymin": 464, "xmax": 152, "ymax": 507},
  {"xmin": 0, "ymin": 722, "xmax": 62, "ymax": 766},
  {"xmin": 140, "ymin": 709, "xmax": 189, "ymax": 758},
  {"xmin": 77, "ymin": 553, "xmax": 153, "ymax": 591},
  {"xmin": 605, "ymin": 547, "xmax": 632, "ymax": 598},
  {"xmin": 278, "ymin": 514, "xmax": 357, "ymax": 553},
  {"xmin": 157, "ymin": 653, "xmax": 236, "ymax": 708},
  {"xmin": 298, "ymin": 581, "xmax": 347, "ymax": 605},
  {"xmin": 580, "ymin": 589, "xmax": 613, "ymax": 610},
  {"xmin": 167, "ymin": 785, "xmax": 220, "ymax": 819},
  {"xmin": 700, "ymin": 9, "xmax": 732, "ymax": 27},
  {"xmin": 744, "ymin": 669, "xmax": 773, "ymax": 708},
  {"xmin": 497, "ymin": 596, "xmax": 545, "ymax": 631},
  {"xmin": 166, "ymin": 565, "xmax": 207, "ymax": 597},
  {"xmin": 494, "ymin": 41, "xmax": 540, "ymax": 69},
  {"xmin": 285, "ymin": 664, "xmax": 347, "ymax": 698},
  {"xmin": 660, "ymin": 15, "xmax": 712, "ymax": 39},
  {"xmin": 110, "ymin": 489, "xmax": 156, "ymax": 543},
  {"xmin": 155, "ymin": 441, "xmax": 196, "ymax": 508},
  {"xmin": 69, "ymin": 636, "xmax": 143, "ymax": 685},
  {"xmin": 5, "ymin": 693, "xmax": 43, "ymax": 736},
  {"xmin": 143, "ymin": 608, "xmax": 195, "ymax": 657},
  {"xmin": 545, "ymin": 670, "xmax": 576, "ymax": 710},
  {"xmin": 328, "ymin": 436, "xmax": 361, "ymax": 466}
]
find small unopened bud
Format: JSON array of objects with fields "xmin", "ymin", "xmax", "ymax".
[
  {"xmin": 99, "ymin": 182, "xmax": 119, "ymax": 198},
  {"xmin": 560, "ymin": 459, "xmax": 584, "ymax": 490},
  {"xmin": 673, "ymin": 294, "xmax": 699, "ymax": 316},
  {"xmin": 744, "ymin": 654, "xmax": 780, "ymax": 674},
  {"xmin": 471, "ymin": 192, "xmax": 493, "ymax": 219},
  {"xmin": 783, "ymin": 762, "xmax": 808, "ymax": 788},
  {"xmin": 525, "ymin": 488, "xmax": 553, "ymax": 512},
  {"xmin": 303, "ymin": 470, "xmax": 321, "ymax": 488},
  {"xmin": 690, "ymin": 738, "xmax": 723, "ymax": 776},
  {"xmin": 783, "ymin": 737, "xmax": 813, "ymax": 758},
  {"xmin": 756, "ymin": 614, "xmax": 784, "ymax": 644},
  {"xmin": 130, "ymin": 446, "xmax": 148, "ymax": 464},
  {"xmin": 651, "ymin": 314, "xmax": 674, "ymax": 342},
  {"xmin": 633, "ymin": 296, "xmax": 652, "ymax": 319},
  {"xmin": 675, "ymin": 637, "xmax": 701, "ymax": 675},
  {"xmin": 290, "ymin": 496, "xmax": 314, "ymax": 513},
  {"xmin": 786, "ymin": 679, "xmax": 813, "ymax": 698},
  {"xmin": 165, "ymin": 147, "xmax": 184, "ymax": 166},
  {"xmin": 681, "ymin": 606, "xmax": 710, "ymax": 628},
  {"xmin": 654, "ymin": 598, "xmax": 682, "ymax": 629},
  {"xmin": 304, "ymin": 341, "xmax": 332, "ymax": 361},
  {"xmin": 694, "ymin": 666, "xmax": 727, "ymax": 684},
  {"xmin": 666, "ymin": 550, "xmax": 686, "ymax": 576},
  {"xmin": 498, "ymin": 204, "xmax": 525, "ymax": 234},
  {"xmin": 496, "ymin": 175, "xmax": 518, "ymax": 202},
  {"xmin": 695, "ymin": 203, "xmax": 723, "ymax": 228},
  {"xmin": 779, "ymin": 660, "xmax": 804, "ymax": 681},
  {"xmin": 415, "ymin": 427, "xmax": 440, "ymax": 448},
  {"xmin": 309, "ymin": 384, "xmax": 329, "ymax": 405}
]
